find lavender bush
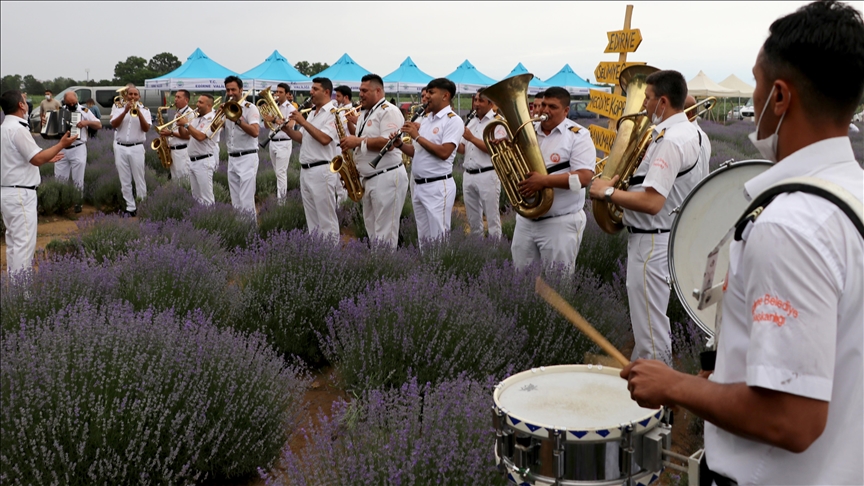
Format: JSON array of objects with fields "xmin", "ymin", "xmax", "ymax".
[
  {"xmin": 576, "ymin": 204, "xmax": 628, "ymax": 284},
  {"xmin": 256, "ymin": 168, "xmax": 277, "ymax": 203},
  {"xmin": 49, "ymin": 213, "xmax": 144, "ymax": 263},
  {"xmin": 138, "ymin": 218, "xmax": 227, "ymax": 261},
  {"xmin": 186, "ymin": 202, "xmax": 257, "ymax": 250},
  {"xmin": 337, "ymin": 199, "xmax": 366, "ymax": 240},
  {"xmin": 36, "ymin": 176, "xmax": 82, "ymax": 215},
  {"xmin": 417, "ymin": 214, "xmax": 512, "ymax": 279},
  {"xmin": 322, "ymin": 273, "xmax": 522, "ymax": 390},
  {"xmin": 258, "ymin": 191, "xmax": 307, "ymax": 239},
  {"xmin": 1, "ymin": 299, "xmax": 310, "ymax": 484},
  {"xmin": 137, "ymin": 182, "xmax": 197, "ymax": 222},
  {"xmin": 262, "ymin": 376, "xmax": 505, "ymax": 486}
]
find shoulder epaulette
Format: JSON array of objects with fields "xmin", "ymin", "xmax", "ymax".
[
  {"xmin": 381, "ymin": 104, "xmax": 388, "ymax": 109},
  {"xmin": 82, "ymin": 107, "xmax": 89, "ymax": 113},
  {"xmin": 447, "ymin": 112, "xmax": 456, "ymax": 118},
  {"xmin": 494, "ymin": 114, "xmax": 505, "ymax": 120},
  {"xmin": 244, "ymin": 102, "xmax": 252, "ymax": 108},
  {"xmin": 569, "ymin": 126, "xmax": 581, "ymax": 134},
  {"xmin": 18, "ymin": 121, "xmax": 29, "ymax": 129},
  {"xmin": 654, "ymin": 128, "xmax": 666, "ymax": 143}
]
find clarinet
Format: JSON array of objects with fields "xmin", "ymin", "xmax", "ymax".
[
  {"xmin": 464, "ymin": 109, "xmax": 477, "ymax": 126},
  {"xmin": 370, "ymin": 103, "xmax": 428, "ymax": 169}
]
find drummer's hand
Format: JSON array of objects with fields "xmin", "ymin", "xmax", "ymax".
[
  {"xmin": 589, "ymin": 175, "xmax": 616, "ymax": 200},
  {"xmin": 620, "ymin": 359, "xmax": 678, "ymax": 409}
]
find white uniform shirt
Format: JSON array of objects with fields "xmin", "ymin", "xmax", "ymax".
[
  {"xmin": 706, "ymin": 137, "xmax": 863, "ymax": 483},
  {"xmin": 65, "ymin": 105, "xmax": 98, "ymax": 144},
  {"xmin": 110, "ymin": 104, "xmax": 151, "ymax": 144},
  {"xmin": 692, "ymin": 119, "xmax": 711, "ymax": 179},
  {"xmin": 1, "ymin": 115, "xmax": 42, "ymax": 187},
  {"xmin": 532, "ymin": 118, "xmax": 596, "ymax": 218},
  {"xmin": 352, "ymin": 99, "xmax": 404, "ymax": 177},
  {"xmin": 411, "ymin": 105, "xmax": 463, "ymax": 179},
  {"xmin": 461, "ymin": 111, "xmax": 506, "ymax": 171},
  {"xmin": 187, "ymin": 110, "xmax": 220, "ymax": 158},
  {"xmin": 622, "ymin": 112, "xmax": 701, "ymax": 230},
  {"xmin": 298, "ymin": 100, "xmax": 339, "ymax": 165},
  {"xmin": 168, "ymin": 105, "xmax": 193, "ymax": 148},
  {"xmin": 224, "ymin": 101, "xmax": 260, "ymax": 153},
  {"xmin": 267, "ymin": 100, "xmax": 296, "ymax": 142}
]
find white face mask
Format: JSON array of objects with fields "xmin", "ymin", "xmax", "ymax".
[
  {"xmin": 651, "ymin": 102, "xmax": 666, "ymax": 125},
  {"xmin": 46, "ymin": 95, "xmax": 51, "ymax": 100},
  {"xmin": 748, "ymin": 85, "xmax": 787, "ymax": 163}
]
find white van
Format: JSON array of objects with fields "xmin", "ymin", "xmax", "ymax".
[{"xmin": 30, "ymin": 86, "xmax": 167, "ymax": 130}]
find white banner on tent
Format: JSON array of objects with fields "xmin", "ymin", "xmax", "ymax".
[{"xmin": 144, "ymin": 78, "xmax": 227, "ymax": 90}]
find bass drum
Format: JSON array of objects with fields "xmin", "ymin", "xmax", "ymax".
[{"xmin": 668, "ymin": 160, "xmax": 772, "ymax": 336}]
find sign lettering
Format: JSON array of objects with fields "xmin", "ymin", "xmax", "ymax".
[
  {"xmin": 589, "ymin": 125, "xmax": 617, "ymax": 154},
  {"xmin": 594, "ymin": 61, "xmax": 647, "ymax": 85},
  {"xmin": 588, "ymin": 89, "xmax": 628, "ymax": 121},
  {"xmin": 604, "ymin": 29, "xmax": 643, "ymax": 53}
]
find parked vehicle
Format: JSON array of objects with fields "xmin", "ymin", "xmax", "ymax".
[
  {"xmin": 727, "ymin": 106, "xmax": 744, "ymax": 120},
  {"xmin": 740, "ymin": 98, "xmax": 754, "ymax": 120},
  {"xmin": 568, "ymin": 100, "xmax": 597, "ymax": 120},
  {"xmin": 30, "ymin": 86, "xmax": 167, "ymax": 131}
]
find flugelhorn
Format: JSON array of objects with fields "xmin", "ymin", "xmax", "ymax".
[
  {"xmin": 114, "ymin": 87, "xmax": 127, "ymax": 108},
  {"xmin": 155, "ymin": 97, "xmax": 223, "ymax": 131},
  {"xmin": 208, "ymin": 89, "xmax": 251, "ymax": 139},
  {"xmin": 481, "ymin": 73, "xmax": 553, "ymax": 219}
]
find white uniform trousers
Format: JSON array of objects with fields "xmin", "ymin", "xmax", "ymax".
[
  {"xmin": 362, "ymin": 165, "xmax": 408, "ymax": 248},
  {"xmin": 300, "ymin": 164, "xmax": 340, "ymax": 238},
  {"xmin": 335, "ymin": 177, "xmax": 348, "ymax": 206},
  {"xmin": 227, "ymin": 153, "xmax": 259, "ymax": 215},
  {"xmin": 512, "ymin": 210, "xmax": 586, "ymax": 275},
  {"xmin": 1, "ymin": 187, "xmax": 38, "ymax": 275},
  {"xmin": 56, "ymin": 143, "xmax": 87, "ymax": 189},
  {"xmin": 169, "ymin": 147, "xmax": 190, "ymax": 182},
  {"xmin": 269, "ymin": 140, "xmax": 293, "ymax": 200},
  {"xmin": 463, "ymin": 170, "xmax": 502, "ymax": 238},
  {"xmin": 626, "ymin": 232, "xmax": 672, "ymax": 364},
  {"xmin": 114, "ymin": 143, "xmax": 147, "ymax": 212},
  {"xmin": 412, "ymin": 177, "xmax": 456, "ymax": 243},
  {"xmin": 189, "ymin": 154, "xmax": 216, "ymax": 206}
]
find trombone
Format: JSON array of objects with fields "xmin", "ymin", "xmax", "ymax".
[{"xmin": 155, "ymin": 97, "xmax": 222, "ymax": 131}]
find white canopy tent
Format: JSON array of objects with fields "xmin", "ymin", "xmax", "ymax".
[
  {"xmin": 687, "ymin": 71, "xmax": 738, "ymax": 98},
  {"xmin": 718, "ymin": 74, "xmax": 754, "ymax": 98}
]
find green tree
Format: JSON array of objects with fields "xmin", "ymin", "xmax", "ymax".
[
  {"xmin": 147, "ymin": 52, "xmax": 181, "ymax": 75},
  {"xmin": 1, "ymin": 74, "xmax": 23, "ymax": 93},
  {"xmin": 23, "ymin": 75, "xmax": 45, "ymax": 94},
  {"xmin": 294, "ymin": 61, "xmax": 329, "ymax": 77},
  {"xmin": 113, "ymin": 56, "xmax": 152, "ymax": 85},
  {"xmin": 45, "ymin": 77, "xmax": 78, "ymax": 94},
  {"xmin": 309, "ymin": 62, "xmax": 329, "ymax": 76}
]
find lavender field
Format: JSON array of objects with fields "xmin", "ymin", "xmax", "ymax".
[{"xmin": 2, "ymin": 119, "xmax": 862, "ymax": 485}]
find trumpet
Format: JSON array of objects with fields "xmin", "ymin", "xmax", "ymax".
[
  {"xmin": 208, "ymin": 89, "xmax": 251, "ymax": 139},
  {"xmin": 157, "ymin": 97, "xmax": 223, "ymax": 131}
]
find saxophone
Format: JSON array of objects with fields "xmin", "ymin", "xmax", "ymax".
[
  {"xmin": 150, "ymin": 106, "xmax": 173, "ymax": 169},
  {"xmin": 329, "ymin": 107, "xmax": 364, "ymax": 203}
]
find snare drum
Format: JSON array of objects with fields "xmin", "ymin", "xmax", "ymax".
[
  {"xmin": 493, "ymin": 365, "xmax": 670, "ymax": 485},
  {"xmin": 668, "ymin": 160, "xmax": 772, "ymax": 336}
]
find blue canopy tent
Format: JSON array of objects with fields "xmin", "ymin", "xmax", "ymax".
[
  {"xmin": 239, "ymin": 50, "xmax": 312, "ymax": 91},
  {"xmin": 383, "ymin": 56, "xmax": 434, "ymax": 102},
  {"xmin": 444, "ymin": 59, "xmax": 498, "ymax": 112},
  {"xmin": 312, "ymin": 53, "xmax": 372, "ymax": 91},
  {"xmin": 504, "ymin": 63, "xmax": 550, "ymax": 96},
  {"xmin": 145, "ymin": 48, "xmax": 238, "ymax": 90},
  {"xmin": 544, "ymin": 64, "xmax": 610, "ymax": 95}
]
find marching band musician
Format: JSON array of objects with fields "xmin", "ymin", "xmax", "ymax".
[
  {"xmin": 685, "ymin": 94, "xmax": 712, "ymax": 178},
  {"xmin": 285, "ymin": 77, "xmax": 342, "ymax": 239},
  {"xmin": 58, "ymin": 91, "xmax": 100, "ymax": 213},
  {"xmin": 513, "ymin": 86, "xmax": 595, "ymax": 274},
  {"xmin": 333, "ymin": 85, "xmax": 353, "ymax": 205},
  {"xmin": 222, "ymin": 75, "xmax": 260, "ymax": 216},
  {"xmin": 396, "ymin": 78, "xmax": 462, "ymax": 244},
  {"xmin": 589, "ymin": 71, "xmax": 702, "ymax": 364},
  {"xmin": 177, "ymin": 94, "xmax": 219, "ymax": 205},
  {"xmin": 335, "ymin": 86, "xmax": 353, "ymax": 109},
  {"xmin": 457, "ymin": 89, "xmax": 504, "ymax": 238},
  {"xmin": 339, "ymin": 74, "xmax": 408, "ymax": 248},
  {"xmin": 622, "ymin": 2, "xmax": 863, "ymax": 483},
  {"xmin": 159, "ymin": 89, "xmax": 193, "ymax": 182},
  {"xmin": 261, "ymin": 82, "xmax": 297, "ymax": 201},
  {"xmin": 110, "ymin": 85, "xmax": 151, "ymax": 217},
  {"xmin": 1, "ymin": 90, "xmax": 76, "ymax": 274}
]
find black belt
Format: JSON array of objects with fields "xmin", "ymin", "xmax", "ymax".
[
  {"xmin": 170, "ymin": 144, "xmax": 188, "ymax": 151},
  {"xmin": 699, "ymin": 454, "xmax": 737, "ymax": 486},
  {"xmin": 627, "ymin": 226, "xmax": 670, "ymax": 234},
  {"xmin": 364, "ymin": 163, "xmax": 403, "ymax": 181},
  {"xmin": 116, "ymin": 141, "xmax": 143, "ymax": 147},
  {"xmin": 301, "ymin": 160, "xmax": 329, "ymax": 170},
  {"xmin": 66, "ymin": 142, "xmax": 84, "ymax": 149},
  {"xmin": 546, "ymin": 161, "xmax": 571, "ymax": 174},
  {"xmin": 414, "ymin": 173, "xmax": 453, "ymax": 185},
  {"xmin": 189, "ymin": 153, "xmax": 213, "ymax": 162},
  {"xmin": 1, "ymin": 185, "xmax": 38, "ymax": 191},
  {"xmin": 228, "ymin": 150, "xmax": 257, "ymax": 158},
  {"xmin": 270, "ymin": 138, "xmax": 290, "ymax": 142},
  {"xmin": 465, "ymin": 166, "xmax": 495, "ymax": 175},
  {"xmin": 531, "ymin": 211, "xmax": 574, "ymax": 222}
]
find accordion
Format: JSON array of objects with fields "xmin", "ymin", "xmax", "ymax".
[{"xmin": 40, "ymin": 108, "xmax": 81, "ymax": 140}]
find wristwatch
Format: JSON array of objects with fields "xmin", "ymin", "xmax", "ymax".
[{"xmin": 604, "ymin": 186, "xmax": 615, "ymax": 202}]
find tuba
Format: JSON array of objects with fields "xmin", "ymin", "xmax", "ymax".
[
  {"xmin": 592, "ymin": 65, "xmax": 659, "ymax": 234},
  {"xmin": 151, "ymin": 106, "xmax": 173, "ymax": 169},
  {"xmin": 330, "ymin": 106, "xmax": 364, "ymax": 203},
  {"xmin": 256, "ymin": 87, "xmax": 283, "ymax": 132},
  {"xmin": 481, "ymin": 73, "xmax": 553, "ymax": 219}
]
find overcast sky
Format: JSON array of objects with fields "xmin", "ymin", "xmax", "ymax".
[{"xmin": 1, "ymin": 1, "xmax": 838, "ymax": 87}]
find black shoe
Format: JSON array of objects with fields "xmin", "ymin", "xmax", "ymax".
[
  {"xmin": 74, "ymin": 204, "xmax": 82, "ymax": 213},
  {"xmin": 124, "ymin": 209, "xmax": 137, "ymax": 217}
]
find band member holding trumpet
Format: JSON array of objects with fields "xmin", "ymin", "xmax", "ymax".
[
  {"xmin": 514, "ymin": 87, "xmax": 595, "ymax": 274},
  {"xmin": 457, "ymin": 89, "xmax": 505, "ymax": 238},
  {"xmin": 110, "ymin": 85, "xmax": 151, "ymax": 217},
  {"xmin": 622, "ymin": 2, "xmax": 863, "ymax": 483},
  {"xmin": 159, "ymin": 89, "xmax": 193, "ymax": 182},
  {"xmin": 685, "ymin": 94, "xmax": 711, "ymax": 177},
  {"xmin": 340, "ymin": 74, "xmax": 407, "ymax": 248},
  {"xmin": 222, "ymin": 75, "xmax": 260, "ymax": 215},
  {"xmin": 395, "ymin": 78, "xmax": 462, "ymax": 244},
  {"xmin": 260, "ymin": 83, "xmax": 297, "ymax": 201},
  {"xmin": 589, "ymin": 71, "xmax": 702, "ymax": 364},
  {"xmin": 58, "ymin": 91, "xmax": 100, "ymax": 213},
  {"xmin": 177, "ymin": 94, "xmax": 219, "ymax": 205},
  {"xmin": 285, "ymin": 77, "xmax": 341, "ymax": 239}
]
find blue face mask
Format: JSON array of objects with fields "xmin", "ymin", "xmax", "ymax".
[{"xmin": 748, "ymin": 85, "xmax": 787, "ymax": 163}]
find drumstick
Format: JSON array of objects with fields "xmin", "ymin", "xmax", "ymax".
[{"xmin": 535, "ymin": 277, "xmax": 630, "ymax": 368}]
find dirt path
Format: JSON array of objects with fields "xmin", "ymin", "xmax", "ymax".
[{"xmin": 0, "ymin": 205, "xmax": 101, "ymax": 273}]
